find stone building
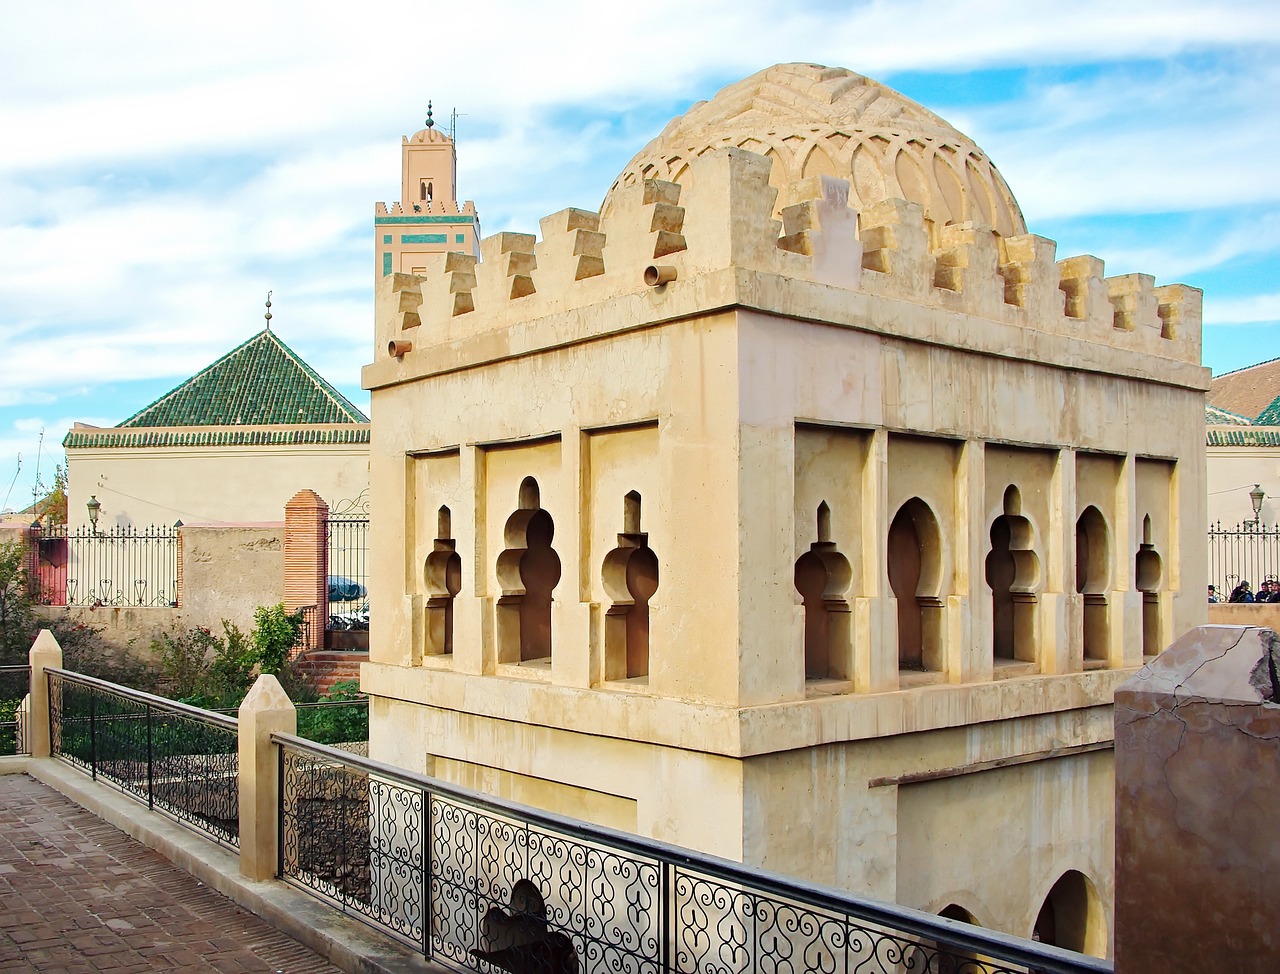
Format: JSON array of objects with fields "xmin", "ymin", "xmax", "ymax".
[
  {"xmin": 64, "ymin": 325, "xmax": 370, "ymax": 530},
  {"xmin": 360, "ymin": 63, "xmax": 1207, "ymax": 954},
  {"xmin": 1204, "ymin": 361, "xmax": 1280, "ymax": 528},
  {"xmin": 375, "ymin": 104, "xmax": 480, "ymax": 281}
]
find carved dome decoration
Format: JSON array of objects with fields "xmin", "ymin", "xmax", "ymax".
[
  {"xmin": 605, "ymin": 63, "xmax": 1026, "ymax": 236},
  {"xmin": 406, "ymin": 126, "xmax": 452, "ymax": 145}
]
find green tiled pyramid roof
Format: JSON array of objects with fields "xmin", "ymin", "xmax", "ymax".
[
  {"xmin": 118, "ymin": 330, "xmax": 369, "ymax": 428},
  {"xmin": 1252, "ymin": 392, "xmax": 1280, "ymax": 427},
  {"xmin": 1205, "ymin": 403, "xmax": 1251, "ymax": 426}
]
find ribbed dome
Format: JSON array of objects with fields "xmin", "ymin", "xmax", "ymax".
[{"xmin": 605, "ymin": 63, "xmax": 1025, "ymax": 236}]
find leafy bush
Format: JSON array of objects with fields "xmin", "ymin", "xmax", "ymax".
[
  {"xmin": 153, "ymin": 626, "xmax": 222, "ymax": 700},
  {"xmin": 52, "ymin": 619, "xmax": 160, "ymax": 693},
  {"xmin": 296, "ymin": 681, "xmax": 368, "ymax": 744},
  {"xmin": 0, "ymin": 540, "xmax": 35, "ymax": 666},
  {"xmin": 251, "ymin": 603, "xmax": 304, "ymax": 676}
]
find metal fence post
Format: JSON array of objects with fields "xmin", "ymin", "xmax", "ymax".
[
  {"xmin": 422, "ymin": 785, "xmax": 431, "ymax": 960},
  {"xmin": 145, "ymin": 702, "xmax": 154, "ymax": 809}
]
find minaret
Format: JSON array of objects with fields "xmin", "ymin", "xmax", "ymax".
[{"xmin": 375, "ymin": 102, "xmax": 481, "ymax": 280}]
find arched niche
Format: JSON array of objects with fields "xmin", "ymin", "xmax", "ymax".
[
  {"xmin": 602, "ymin": 491, "xmax": 659, "ymax": 681},
  {"xmin": 424, "ymin": 506, "xmax": 462, "ymax": 655},
  {"xmin": 793, "ymin": 501, "xmax": 853, "ymax": 681},
  {"xmin": 1075, "ymin": 505, "xmax": 1111, "ymax": 664},
  {"xmin": 888, "ymin": 497, "xmax": 945, "ymax": 673},
  {"xmin": 1135, "ymin": 513, "xmax": 1164, "ymax": 657},
  {"xmin": 1032, "ymin": 870, "xmax": 1107, "ymax": 958},
  {"xmin": 496, "ymin": 478, "xmax": 561, "ymax": 664},
  {"xmin": 985, "ymin": 485, "xmax": 1041, "ymax": 664}
]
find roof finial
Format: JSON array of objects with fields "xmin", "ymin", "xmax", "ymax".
[
  {"xmin": 425, "ymin": 101, "xmax": 434, "ymax": 129},
  {"xmin": 264, "ymin": 291, "xmax": 272, "ymax": 331}
]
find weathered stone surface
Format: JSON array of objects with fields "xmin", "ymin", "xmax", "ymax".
[{"xmin": 1115, "ymin": 625, "xmax": 1280, "ymax": 970}]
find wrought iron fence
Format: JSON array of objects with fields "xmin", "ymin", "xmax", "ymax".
[
  {"xmin": 326, "ymin": 515, "xmax": 369, "ymax": 633},
  {"xmin": 1208, "ymin": 521, "xmax": 1280, "ymax": 600},
  {"xmin": 47, "ymin": 668, "xmax": 239, "ymax": 847},
  {"xmin": 30, "ymin": 523, "xmax": 179, "ymax": 608},
  {"xmin": 293, "ymin": 604, "xmax": 319, "ymax": 655},
  {"xmin": 0, "ymin": 666, "xmax": 29, "ymax": 756},
  {"xmin": 276, "ymin": 736, "xmax": 1111, "ymax": 974}
]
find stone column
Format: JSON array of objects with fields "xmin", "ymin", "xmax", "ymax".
[
  {"xmin": 1114, "ymin": 625, "xmax": 1280, "ymax": 971},
  {"xmin": 27, "ymin": 629, "xmax": 63, "ymax": 759},
  {"xmin": 284, "ymin": 490, "xmax": 329, "ymax": 653},
  {"xmin": 237, "ymin": 675, "xmax": 296, "ymax": 882}
]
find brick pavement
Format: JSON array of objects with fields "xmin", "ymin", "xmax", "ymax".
[{"xmin": 0, "ymin": 774, "xmax": 348, "ymax": 973}]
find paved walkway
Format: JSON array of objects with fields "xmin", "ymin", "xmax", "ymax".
[{"xmin": 0, "ymin": 774, "xmax": 347, "ymax": 974}]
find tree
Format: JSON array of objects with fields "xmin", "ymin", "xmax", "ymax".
[{"xmin": 0, "ymin": 539, "xmax": 35, "ymax": 665}]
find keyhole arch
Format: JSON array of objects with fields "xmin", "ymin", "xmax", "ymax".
[
  {"xmin": 424, "ymin": 504, "xmax": 462, "ymax": 655},
  {"xmin": 602, "ymin": 491, "xmax": 659, "ymax": 681},
  {"xmin": 495, "ymin": 478, "xmax": 561, "ymax": 663},
  {"xmin": 794, "ymin": 500, "xmax": 852, "ymax": 681},
  {"xmin": 986, "ymin": 485, "xmax": 1041, "ymax": 663}
]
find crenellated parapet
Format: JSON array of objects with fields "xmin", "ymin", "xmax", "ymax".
[
  {"xmin": 376, "ymin": 200, "xmax": 478, "ymax": 217},
  {"xmin": 372, "ymin": 145, "xmax": 1201, "ymax": 369}
]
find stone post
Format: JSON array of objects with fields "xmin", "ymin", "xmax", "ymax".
[
  {"xmin": 1114, "ymin": 624, "xmax": 1280, "ymax": 971},
  {"xmin": 27, "ymin": 629, "xmax": 63, "ymax": 759},
  {"xmin": 284, "ymin": 490, "xmax": 329, "ymax": 654},
  {"xmin": 237, "ymin": 674, "xmax": 296, "ymax": 882}
]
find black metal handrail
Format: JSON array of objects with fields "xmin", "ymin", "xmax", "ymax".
[
  {"xmin": 275, "ymin": 734, "xmax": 1111, "ymax": 974},
  {"xmin": 0, "ymin": 665, "xmax": 30, "ymax": 756},
  {"xmin": 47, "ymin": 667, "xmax": 239, "ymax": 848}
]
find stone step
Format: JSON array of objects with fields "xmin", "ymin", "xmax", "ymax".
[{"xmin": 294, "ymin": 652, "xmax": 367, "ymax": 697}]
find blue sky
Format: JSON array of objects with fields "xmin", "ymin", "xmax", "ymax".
[{"xmin": 2, "ymin": 0, "xmax": 1278, "ymax": 512}]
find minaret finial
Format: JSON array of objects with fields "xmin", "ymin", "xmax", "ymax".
[
  {"xmin": 425, "ymin": 101, "xmax": 434, "ymax": 129},
  {"xmin": 264, "ymin": 291, "xmax": 272, "ymax": 330}
]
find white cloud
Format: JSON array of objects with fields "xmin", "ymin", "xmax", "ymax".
[
  {"xmin": 1204, "ymin": 293, "xmax": 1280, "ymax": 325},
  {"xmin": 1, "ymin": 0, "xmax": 1279, "ymax": 501}
]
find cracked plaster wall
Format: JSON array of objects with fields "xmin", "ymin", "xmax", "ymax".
[{"xmin": 1115, "ymin": 624, "xmax": 1280, "ymax": 971}]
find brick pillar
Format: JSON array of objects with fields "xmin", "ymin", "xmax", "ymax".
[{"xmin": 284, "ymin": 490, "xmax": 328, "ymax": 653}]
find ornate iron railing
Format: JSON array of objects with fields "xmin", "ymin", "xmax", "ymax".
[
  {"xmin": 0, "ymin": 665, "xmax": 29, "ymax": 756},
  {"xmin": 47, "ymin": 668, "xmax": 239, "ymax": 847},
  {"xmin": 30, "ymin": 523, "xmax": 179, "ymax": 607},
  {"xmin": 1208, "ymin": 521, "xmax": 1280, "ymax": 600},
  {"xmin": 276, "ymin": 736, "xmax": 1111, "ymax": 974}
]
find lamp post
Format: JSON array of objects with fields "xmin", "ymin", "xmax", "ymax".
[
  {"xmin": 1250, "ymin": 484, "xmax": 1265, "ymax": 529},
  {"xmin": 86, "ymin": 495, "xmax": 101, "ymax": 534}
]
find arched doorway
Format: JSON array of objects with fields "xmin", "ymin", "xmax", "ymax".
[
  {"xmin": 1033, "ymin": 870, "xmax": 1106, "ymax": 957},
  {"xmin": 888, "ymin": 498, "xmax": 944, "ymax": 672},
  {"xmin": 794, "ymin": 501, "xmax": 852, "ymax": 680},
  {"xmin": 1075, "ymin": 506, "xmax": 1110, "ymax": 664}
]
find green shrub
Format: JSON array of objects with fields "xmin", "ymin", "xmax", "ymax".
[
  {"xmin": 251, "ymin": 603, "xmax": 304, "ymax": 676},
  {"xmin": 152, "ymin": 626, "xmax": 221, "ymax": 700}
]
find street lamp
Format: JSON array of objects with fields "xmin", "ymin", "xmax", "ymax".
[
  {"xmin": 1250, "ymin": 484, "xmax": 1265, "ymax": 528},
  {"xmin": 86, "ymin": 495, "xmax": 101, "ymax": 534}
]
